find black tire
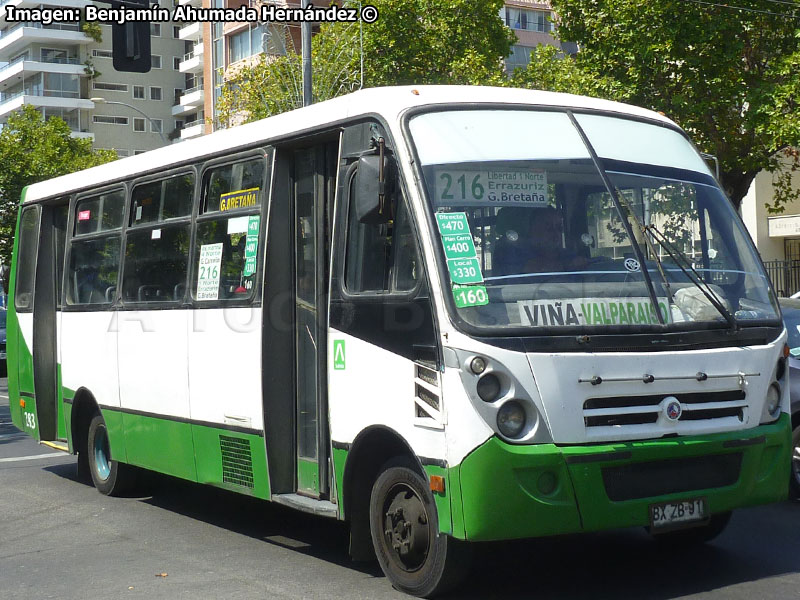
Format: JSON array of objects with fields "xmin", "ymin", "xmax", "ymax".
[
  {"xmin": 76, "ymin": 444, "xmax": 91, "ymax": 485},
  {"xmin": 649, "ymin": 511, "xmax": 732, "ymax": 546},
  {"xmin": 790, "ymin": 424, "xmax": 800, "ymax": 500},
  {"xmin": 87, "ymin": 414, "xmax": 135, "ymax": 496},
  {"xmin": 369, "ymin": 459, "xmax": 470, "ymax": 598}
]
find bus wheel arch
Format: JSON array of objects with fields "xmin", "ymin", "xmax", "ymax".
[
  {"xmin": 70, "ymin": 388, "xmax": 100, "ymax": 484},
  {"xmin": 342, "ymin": 426, "xmax": 424, "ymax": 562}
]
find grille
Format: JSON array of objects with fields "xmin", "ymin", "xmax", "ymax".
[
  {"xmin": 602, "ymin": 452, "xmax": 742, "ymax": 501},
  {"xmin": 584, "ymin": 390, "xmax": 746, "ymax": 428},
  {"xmin": 220, "ymin": 435, "xmax": 254, "ymax": 489}
]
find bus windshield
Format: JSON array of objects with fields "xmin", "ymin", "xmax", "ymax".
[{"xmin": 409, "ymin": 109, "xmax": 779, "ymax": 332}]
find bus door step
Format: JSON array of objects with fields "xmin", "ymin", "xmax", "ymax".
[{"xmin": 272, "ymin": 493, "xmax": 338, "ymax": 518}]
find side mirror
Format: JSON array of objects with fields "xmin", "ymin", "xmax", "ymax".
[{"xmin": 355, "ymin": 154, "xmax": 396, "ymax": 224}]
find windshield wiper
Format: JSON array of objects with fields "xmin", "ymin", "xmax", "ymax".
[
  {"xmin": 643, "ymin": 223, "xmax": 738, "ymax": 332},
  {"xmin": 568, "ymin": 111, "xmax": 666, "ymax": 325}
]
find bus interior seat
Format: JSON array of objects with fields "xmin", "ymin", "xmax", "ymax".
[
  {"xmin": 138, "ymin": 285, "xmax": 166, "ymax": 302},
  {"xmin": 173, "ymin": 283, "xmax": 186, "ymax": 301},
  {"xmin": 105, "ymin": 286, "xmax": 117, "ymax": 303},
  {"xmin": 493, "ymin": 207, "xmax": 532, "ymax": 276}
]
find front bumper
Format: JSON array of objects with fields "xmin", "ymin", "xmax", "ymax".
[{"xmin": 452, "ymin": 414, "xmax": 790, "ymax": 541}]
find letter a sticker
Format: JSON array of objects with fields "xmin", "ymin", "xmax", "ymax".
[{"xmin": 333, "ymin": 339, "xmax": 346, "ymax": 370}]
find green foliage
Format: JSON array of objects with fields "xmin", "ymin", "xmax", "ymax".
[
  {"xmin": 217, "ymin": 0, "xmax": 515, "ymax": 124},
  {"xmin": 81, "ymin": 20, "xmax": 103, "ymax": 44},
  {"xmin": 510, "ymin": 44, "xmax": 619, "ymax": 99},
  {"xmin": 0, "ymin": 106, "xmax": 116, "ymax": 264},
  {"xmin": 541, "ymin": 0, "xmax": 800, "ymax": 210},
  {"xmin": 83, "ymin": 57, "xmax": 100, "ymax": 80}
]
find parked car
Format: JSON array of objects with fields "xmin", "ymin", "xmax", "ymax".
[{"xmin": 779, "ymin": 298, "xmax": 800, "ymax": 498}]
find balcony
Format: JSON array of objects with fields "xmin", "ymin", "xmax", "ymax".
[
  {"xmin": 0, "ymin": 23, "xmax": 92, "ymax": 60},
  {"xmin": 179, "ymin": 43, "xmax": 204, "ymax": 74},
  {"xmin": 178, "ymin": 22, "xmax": 201, "ymax": 42},
  {"xmin": 171, "ymin": 83, "xmax": 203, "ymax": 116},
  {"xmin": 0, "ymin": 91, "xmax": 93, "ymax": 120},
  {"xmin": 179, "ymin": 118, "xmax": 204, "ymax": 140},
  {"xmin": 0, "ymin": 56, "xmax": 85, "ymax": 91}
]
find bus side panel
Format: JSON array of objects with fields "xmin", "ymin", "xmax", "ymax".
[
  {"xmin": 121, "ymin": 412, "xmax": 196, "ymax": 480},
  {"xmin": 327, "ymin": 331, "xmax": 449, "ymax": 520},
  {"xmin": 193, "ymin": 423, "xmax": 270, "ymax": 498},
  {"xmin": 117, "ymin": 309, "xmax": 195, "ymax": 479},
  {"xmin": 188, "ymin": 308, "xmax": 266, "ymax": 494},
  {"xmin": 61, "ymin": 310, "xmax": 121, "ymax": 451}
]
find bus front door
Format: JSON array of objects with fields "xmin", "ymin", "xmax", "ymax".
[
  {"xmin": 292, "ymin": 143, "xmax": 337, "ymax": 497},
  {"xmin": 262, "ymin": 140, "xmax": 338, "ymax": 501}
]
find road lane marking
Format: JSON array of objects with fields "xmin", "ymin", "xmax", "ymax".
[{"xmin": 0, "ymin": 452, "xmax": 69, "ymax": 463}]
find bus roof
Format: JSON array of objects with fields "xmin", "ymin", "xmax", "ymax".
[{"xmin": 22, "ymin": 85, "xmax": 675, "ymax": 204}]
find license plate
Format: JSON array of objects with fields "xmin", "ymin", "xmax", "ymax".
[{"xmin": 649, "ymin": 498, "xmax": 707, "ymax": 530}]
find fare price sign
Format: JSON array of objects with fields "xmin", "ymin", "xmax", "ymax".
[
  {"xmin": 434, "ymin": 169, "xmax": 548, "ymax": 207},
  {"xmin": 453, "ymin": 284, "xmax": 489, "ymax": 308},
  {"xmin": 436, "ymin": 211, "xmax": 487, "ymax": 307},
  {"xmin": 446, "ymin": 257, "xmax": 483, "ymax": 284},
  {"xmin": 441, "ymin": 233, "xmax": 476, "ymax": 259},
  {"xmin": 242, "ymin": 215, "xmax": 261, "ymax": 276}
]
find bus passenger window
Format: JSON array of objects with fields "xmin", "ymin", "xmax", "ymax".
[
  {"xmin": 122, "ymin": 226, "xmax": 191, "ymax": 303},
  {"xmin": 203, "ymin": 158, "xmax": 264, "ymax": 213},
  {"xmin": 74, "ymin": 190, "xmax": 124, "ymax": 235},
  {"xmin": 14, "ymin": 206, "xmax": 40, "ymax": 311},
  {"xmin": 121, "ymin": 173, "xmax": 195, "ymax": 304},
  {"xmin": 191, "ymin": 158, "xmax": 265, "ymax": 302},
  {"xmin": 68, "ymin": 237, "xmax": 121, "ymax": 305},
  {"xmin": 67, "ymin": 189, "xmax": 125, "ymax": 306},
  {"xmin": 131, "ymin": 174, "xmax": 193, "ymax": 225},
  {"xmin": 192, "ymin": 216, "xmax": 258, "ymax": 301},
  {"xmin": 345, "ymin": 177, "xmax": 420, "ymax": 294}
]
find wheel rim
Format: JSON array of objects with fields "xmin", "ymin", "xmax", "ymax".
[
  {"xmin": 793, "ymin": 440, "xmax": 800, "ymax": 488},
  {"xmin": 93, "ymin": 425, "xmax": 111, "ymax": 481},
  {"xmin": 381, "ymin": 482, "xmax": 431, "ymax": 573}
]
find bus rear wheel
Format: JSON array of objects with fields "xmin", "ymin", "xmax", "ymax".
[
  {"xmin": 369, "ymin": 459, "xmax": 469, "ymax": 598},
  {"xmin": 87, "ymin": 414, "xmax": 134, "ymax": 496}
]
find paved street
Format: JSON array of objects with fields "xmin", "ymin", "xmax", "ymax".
[{"xmin": 1, "ymin": 383, "xmax": 800, "ymax": 599}]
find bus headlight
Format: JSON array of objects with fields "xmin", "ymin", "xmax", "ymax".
[
  {"xmin": 476, "ymin": 373, "xmax": 501, "ymax": 402},
  {"xmin": 497, "ymin": 401, "xmax": 526, "ymax": 438},
  {"xmin": 761, "ymin": 383, "xmax": 782, "ymax": 423}
]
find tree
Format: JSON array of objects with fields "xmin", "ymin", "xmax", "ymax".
[
  {"xmin": 217, "ymin": 0, "xmax": 516, "ymax": 124},
  {"xmin": 522, "ymin": 0, "xmax": 800, "ymax": 212},
  {"xmin": 0, "ymin": 106, "xmax": 116, "ymax": 264}
]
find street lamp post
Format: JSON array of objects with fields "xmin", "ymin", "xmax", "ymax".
[{"xmin": 90, "ymin": 97, "xmax": 168, "ymax": 145}]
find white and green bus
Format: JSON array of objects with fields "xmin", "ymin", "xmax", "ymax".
[{"xmin": 7, "ymin": 86, "xmax": 791, "ymax": 597}]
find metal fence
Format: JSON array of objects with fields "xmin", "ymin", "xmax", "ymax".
[{"xmin": 763, "ymin": 260, "xmax": 800, "ymax": 297}]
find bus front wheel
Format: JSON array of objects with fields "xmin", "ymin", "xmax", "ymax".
[
  {"xmin": 87, "ymin": 415, "xmax": 134, "ymax": 496},
  {"xmin": 369, "ymin": 459, "xmax": 469, "ymax": 598}
]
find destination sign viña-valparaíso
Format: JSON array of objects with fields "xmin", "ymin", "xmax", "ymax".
[{"xmin": 518, "ymin": 297, "xmax": 671, "ymax": 327}]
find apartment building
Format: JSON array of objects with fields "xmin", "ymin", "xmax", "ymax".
[
  {"xmin": 0, "ymin": 1, "xmax": 187, "ymax": 154},
  {"xmin": 174, "ymin": 1, "xmax": 562, "ymax": 136},
  {"xmin": 501, "ymin": 1, "xmax": 563, "ymax": 72}
]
